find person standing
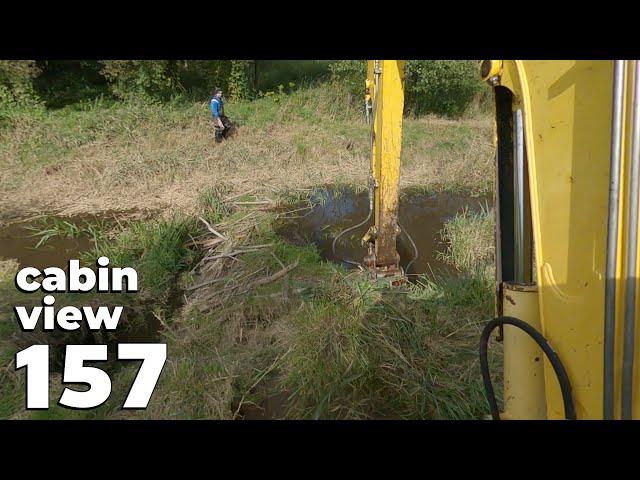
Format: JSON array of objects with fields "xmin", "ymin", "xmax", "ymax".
[{"xmin": 210, "ymin": 88, "xmax": 232, "ymax": 143}]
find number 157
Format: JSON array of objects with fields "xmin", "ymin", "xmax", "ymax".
[{"xmin": 16, "ymin": 344, "xmax": 167, "ymax": 410}]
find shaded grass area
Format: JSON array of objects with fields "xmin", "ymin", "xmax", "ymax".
[{"xmin": 0, "ymin": 187, "xmax": 499, "ymax": 420}]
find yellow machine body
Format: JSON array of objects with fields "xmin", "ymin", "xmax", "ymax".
[
  {"xmin": 365, "ymin": 60, "xmax": 640, "ymax": 419},
  {"xmin": 494, "ymin": 60, "xmax": 640, "ymax": 419},
  {"xmin": 501, "ymin": 283, "xmax": 546, "ymax": 420}
]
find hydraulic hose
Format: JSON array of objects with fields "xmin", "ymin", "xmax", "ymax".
[
  {"xmin": 332, "ymin": 61, "xmax": 381, "ymax": 268},
  {"xmin": 399, "ymin": 222, "xmax": 419, "ymax": 275},
  {"xmin": 331, "ymin": 181, "xmax": 374, "ymax": 268},
  {"xmin": 479, "ymin": 316, "xmax": 576, "ymax": 420}
]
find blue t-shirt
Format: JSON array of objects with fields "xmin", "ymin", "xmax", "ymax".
[{"xmin": 210, "ymin": 97, "xmax": 224, "ymax": 118}]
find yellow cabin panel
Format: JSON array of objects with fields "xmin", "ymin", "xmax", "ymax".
[{"xmin": 499, "ymin": 60, "xmax": 640, "ymax": 419}]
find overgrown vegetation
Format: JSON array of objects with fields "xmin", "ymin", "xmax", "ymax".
[
  {"xmin": 0, "ymin": 81, "xmax": 493, "ymax": 219},
  {"xmin": 0, "ymin": 60, "xmax": 499, "ymax": 420},
  {"xmin": 0, "ymin": 187, "xmax": 498, "ymax": 420}
]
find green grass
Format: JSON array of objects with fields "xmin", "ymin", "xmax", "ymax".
[
  {"xmin": 88, "ymin": 215, "xmax": 196, "ymax": 301},
  {"xmin": 198, "ymin": 185, "xmax": 232, "ymax": 224},
  {"xmin": 25, "ymin": 216, "xmax": 111, "ymax": 248},
  {"xmin": 436, "ymin": 204, "xmax": 494, "ymax": 275},
  {"xmin": 0, "ymin": 196, "xmax": 499, "ymax": 420}
]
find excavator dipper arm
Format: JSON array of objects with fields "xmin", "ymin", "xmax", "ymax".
[{"xmin": 362, "ymin": 60, "xmax": 405, "ymax": 279}]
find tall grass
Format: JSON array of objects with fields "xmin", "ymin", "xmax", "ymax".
[
  {"xmin": 281, "ymin": 205, "xmax": 497, "ymax": 419},
  {"xmin": 437, "ymin": 203, "xmax": 494, "ymax": 276},
  {"xmin": 88, "ymin": 215, "xmax": 196, "ymax": 301}
]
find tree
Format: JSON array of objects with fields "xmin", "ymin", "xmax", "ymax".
[{"xmin": 0, "ymin": 60, "xmax": 41, "ymax": 107}]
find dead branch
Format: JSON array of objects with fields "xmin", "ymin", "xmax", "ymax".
[
  {"xmin": 246, "ymin": 259, "xmax": 299, "ymax": 291},
  {"xmin": 223, "ymin": 188, "xmax": 259, "ymax": 202},
  {"xmin": 233, "ymin": 200, "xmax": 274, "ymax": 206},
  {"xmin": 198, "ymin": 216, "xmax": 226, "ymax": 240},
  {"xmin": 185, "ymin": 275, "xmax": 235, "ymax": 292}
]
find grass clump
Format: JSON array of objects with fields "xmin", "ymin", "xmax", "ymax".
[
  {"xmin": 198, "ymin": 185, "xmax": 232, "ymax": 224},
  {"xmin": 281, "ymin": 272, "xmax": 494, "ymax": 419},
  {"xmin": 88, "ymin": 215, "xmax": 196, "ymax": 301},
  {"xmin": 26, "ymin": 216, "xmax": 110, "ymax": 248},
  {"xmin": 437, "ymin": 204, "xmax": 494, "ymax": 275}
]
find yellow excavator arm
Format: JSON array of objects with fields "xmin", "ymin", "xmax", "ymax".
[{"xmin": 361, "ymin": 60, "xmax": 405, "ymax": 280}]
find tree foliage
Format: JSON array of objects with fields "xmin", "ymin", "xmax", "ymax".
[
  {"xmin": 405, "ymin": 60, "xmax": 483, "ymax": 117},
  {"xmin": 100, "ymin": 60, "xmax": 179, "ymax": 101},
  {"xmin": 1, "ymin": 60, "xmax": 484, "ymax": 117},
  {"xmin": 328, "ymin": 60, "xmax": 484, "ymax": 117},
  {"xmin": 0, "ymin": 60, "xmax": 42, "ymax": 107}
]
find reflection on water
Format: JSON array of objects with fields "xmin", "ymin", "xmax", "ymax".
[{"xmin": 276, "ymin": 186, "xmax": 492, "ymax": 278}]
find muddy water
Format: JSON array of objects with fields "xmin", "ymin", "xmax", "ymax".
[
  {"xmin": 240, "ymin": 391, "xmax": 289, "ymax": 420},
  {"xmin": 276, "ymin": 186, "xmax": 492, "ymax": 277},
  {"xmin": 0, "ymin": 214, "xmax": 177, "ymax": 370},
  {"xmin": 0, "ymin": 221, "xmax": 94, "ymax": 270}
]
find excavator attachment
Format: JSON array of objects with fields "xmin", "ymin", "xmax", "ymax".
[{"xmin": 361, "ymin": 60, "xmax": 405, "ymax": 281}]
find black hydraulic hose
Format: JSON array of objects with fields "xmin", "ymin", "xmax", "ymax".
[{"xmin": 479, "ymin": 316, "xmax": 576, "ymax": 420}]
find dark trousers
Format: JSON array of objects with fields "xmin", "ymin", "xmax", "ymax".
[{"xmin": 214, "ymin": 115, "xmax": 233, "ymax": 143}]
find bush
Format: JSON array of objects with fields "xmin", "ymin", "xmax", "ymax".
[
  {"xmin": 100, "ymin": 60, "xmax": 253, "ymax": 102},
  {"xmin": 328, "ymin": 60, "xmax": 366, "ymax": 100},
  {"xmin": 328, "ymin": 60, "xmax": 484, "ymax": 117},
  {"xmin": 228, "ymin": 60, "xmax": 252, "ymax": 100},
  {"xmin": 99, "ymin": 61, "xmax": 180, "ymax": 102},
  {"xmin": 405, "ymin": 60, "xmax": 483, "ymax": 117},
  {"xmin": 0, "ymin": 61, "xmax": 42, "ymax": 107}
]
